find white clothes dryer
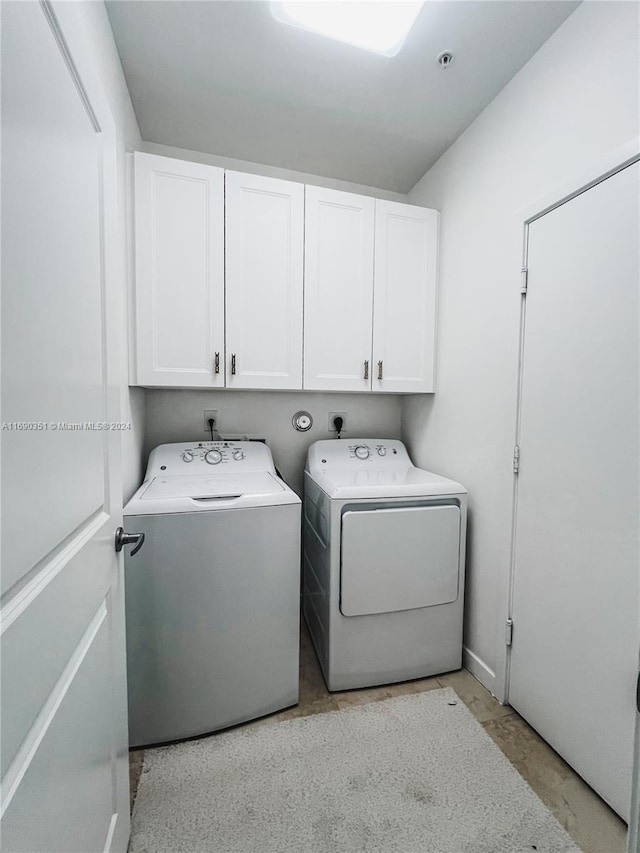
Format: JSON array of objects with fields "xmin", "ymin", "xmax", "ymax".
[
  {"xmin": 124, "ymin": 440, "xmax": 300, "ymax": 747},
  {"xmin": 303, "ymin": 439, "xmax": 467, "ymax": 691}
]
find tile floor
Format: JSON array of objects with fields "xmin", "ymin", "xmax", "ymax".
[{"xmin": 129, "ymin": 623, "xmax": 627, "ymax": 853}]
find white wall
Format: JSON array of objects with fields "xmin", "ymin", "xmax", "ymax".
[
  {"xmin": 52, "ymin": 0, "xmax": 145, "ymax": 501},
  {"xmin": 144, "ymin": 390, "xmax": 402, "ymax": 496},
  {"xmin": 402, "ymin": 1, "xmax": 639, "ymax": 695}
]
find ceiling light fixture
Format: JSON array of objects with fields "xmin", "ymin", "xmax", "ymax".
[{"xmin": 271, "ymin": 1, "xmax": 425, "ymax": 58}]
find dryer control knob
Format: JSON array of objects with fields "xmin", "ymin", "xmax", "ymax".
[
  {"xmin": 354, "ymin": 445, "xmax": 370, "ymax": 460},
  {"xmin": 232, "ymin": 449, "xmax": 245, "ymax": 461},
  {"xmin": 182, "ymin": 451, "xmax": 194, "ymax": 463},
  {"xmin": 377, "ymin": 447, "xmax": 387, "ymax": 457},
  {"xmin": 205, "ymin": 449, "xmax": 223, "ymax": 465}
]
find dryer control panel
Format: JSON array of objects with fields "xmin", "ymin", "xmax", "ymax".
[
  {"xmin": 145, "ymin": 441, "xmax": 276, "ymax": 477},
  {"xmin": 306, "ymin": 439, "xmax": 411, "ymax": 473},
  {"xmin": 349, "ymin": 442, "xmax": 399, "ymax": 461}
]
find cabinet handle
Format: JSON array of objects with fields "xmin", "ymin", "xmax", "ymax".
[
  {"xmin": 231, "ymin": 353, "xmax": 237, "ymax": 376},
  {"xmin": 214, "ymin": 352, "xmax": 220, "ymax": 374},
  {"xmin": 377, "ymin": 360, "xmax": 383, "ymax": 381},
  {"xmin": 364, "ymin": 360, "xmax": 369, "ymax": 380}
]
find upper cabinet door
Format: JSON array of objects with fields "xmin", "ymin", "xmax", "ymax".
[
  {"xmin": 225, "ymin": 172, "xmax": 304, "ymax": 390},
  {"xmin": 373, "ymin": 201, "xmax": 438, "ymax": 393},
  {"xmin": 304, "ymin": 186, "xmax": 374, "ymax": 391},
  {"xmin": 133, "ymin": 152, "xmax": 224, "ymax": 387}
]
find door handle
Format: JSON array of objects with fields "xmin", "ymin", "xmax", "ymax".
[
  {"xmin": 214, "ymin": 352, "xmax": 220, "ymax": 374},
  {"xmin": 115, "ymin": 527, "xmax": 145, "ymax": 557},
  {"xmin": 364, "ymin": 360, "xmax": 369, "ymax": 380},
  {"xmin": 231, "ymin": 353, "xmax": 237, "ymax": 375},
  {"xmin": 377, "ymin": 360, "xmax": 383, "ymax": 381}
]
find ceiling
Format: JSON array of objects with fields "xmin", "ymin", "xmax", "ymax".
[{"xmin": 106, "ymin": 0, "xmax": 579, "ymax": 193}]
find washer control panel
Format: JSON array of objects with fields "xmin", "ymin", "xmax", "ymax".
[{"xmin": 145, "ymin": 440, "xmax": 274, "ymax": 477}]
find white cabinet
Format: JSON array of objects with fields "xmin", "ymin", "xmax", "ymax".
[
  {"xmin": 304, "ymin": 186, "xmax": 375, "ymax": 391},
  {"xmin": 133, "ymin": 153, "xmax": 224, "ymax": 387},
  {"xmin": 303, "ymin": 190, "xmax": 437, "ymax": 393},
  {"xmin": 131, "ymin": 155, "xmax": 438, "ymax": 394},
  {"xmin": 225, "ymin": 171, "xmax": 304, "ymax": 390},
  {"xmin": 373, "ymin": 201, "xmax": 438, "ymax": 393}
]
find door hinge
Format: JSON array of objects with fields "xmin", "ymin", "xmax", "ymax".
[
  {"xmin": 513, "ymin": 444, "xmax": 520, "ymax": 474},
  {"xmin": 506, "ymin": 618, "xmax": 514, "ymax": 647},
  {"xmin": 520, "ymin": 266, "xmax": 528, "ymax": 294}
]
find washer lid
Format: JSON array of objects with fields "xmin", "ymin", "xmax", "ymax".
[
  {"xmin": 309, "ymin": 467, "xmax": 466, "ymax": 499},
  {"xmin": 124, "ymin": 471, "xmax": 300, "ymax": 515},
  {"xmin": 141, "ymin": 472, "xmax": 283, "ymax": 500}
]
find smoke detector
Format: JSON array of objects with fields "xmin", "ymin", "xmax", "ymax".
[{"xmin": 437, "ymin": 51, "xmax": 454, "ymax": 70}]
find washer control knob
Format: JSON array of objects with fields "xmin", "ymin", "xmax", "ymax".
[
  {"xmin": 377, "ymin": 446, "xmax": 387, "ymax": 457},
  {"xmin": 182, "ymin": 451, "xmax": 194, "ymax": 463},
  {"xmin": 205, "ymin": 449, "xmax": 223, "ymax": 465},
  {"xmin": 354, "ymin": 445, "xmax": 370, "ymax": 460},
  {"xmin": 232, "ymin": 449, "xmax": 245, "ymax": 461}
]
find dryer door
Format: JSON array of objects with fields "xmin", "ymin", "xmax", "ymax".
[{"xmin": 340, "ymin": 505, "xmax": 460, "ymax": 616}]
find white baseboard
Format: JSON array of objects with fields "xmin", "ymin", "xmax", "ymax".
[{"xmin": 462, "ymin": 646, "xmax": 498, "ymax": 697}]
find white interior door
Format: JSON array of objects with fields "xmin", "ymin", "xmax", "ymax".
[
  {"xmin": 304, "ymin": 186, "xmax": 374, "ymax": 391},
  {"xmin": 373, "ymin": 201, "xmax": 438, "ymax": 393},
  {"xmin": 1, "ymin": 3, "xmax": 130, "ymax": 850},
  {"xmin": 225, "ymin": 171, "xmax": 304, "ymax": 389},
  {"xmin": 134, "ymin": 152, "xmax": 225, "ymax": 388},
  {"xmin": 509, "ymin": 162, "xmax": 639, "ymax": 820}
]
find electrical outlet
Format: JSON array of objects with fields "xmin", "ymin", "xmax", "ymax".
[
  {"xmin": 328, "ymin": 412, "xmax": 347, "ymax": 433},
  {"xmin": 203, "ymin": 409, "xmax": 219, "ymax": 434}
]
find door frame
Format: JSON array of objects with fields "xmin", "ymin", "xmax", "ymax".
[{"xmin": 493, "ymin": 135, "xmax": 640, "ymax": 844}]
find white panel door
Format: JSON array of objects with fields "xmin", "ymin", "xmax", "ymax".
[
  {"xmin": 373, "ymin": 201, "xmax": 438, "ymax": 393},
  {"xmin": 509, "ymin": 162, "xmax": 639, "ymax": 820},
  {"xmin": 134, "ymin": 152, "xmax": 224, "ymax": 387},
  {"xmin": 1, "ymin": 3, "xmax": 130, "ymax": 851},
  {"xmin": 304, "ymin": 186, "xmax": 374, "ymax": 391},
  {"xmin": 225, "ymin": 171, "xmax": 303, "ymax": 389}
]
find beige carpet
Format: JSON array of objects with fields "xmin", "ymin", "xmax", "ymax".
[{"xmin": 130, "ymin": 687, "xmax": 580, "ymax": 853}]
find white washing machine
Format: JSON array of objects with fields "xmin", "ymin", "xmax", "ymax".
[
  {"xmin": 303, "ymin": 439, "xmax": 467, "ymax": 691},
  {"xmin": 123, "ymin": 440, "xmax": 301, "ymax": 747}
]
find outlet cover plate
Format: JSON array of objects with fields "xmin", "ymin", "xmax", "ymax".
[
  {"xmin": 203, "ymin": 409, "xmax": 219, "ymax": 433},
  {"xmin": 328, "ymin": 412, "xmax": 347, "ymax": 432}
]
